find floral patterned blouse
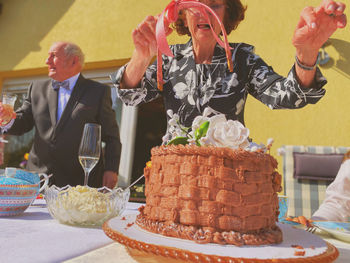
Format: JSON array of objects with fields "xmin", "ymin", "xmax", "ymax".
[{"xmin": 111, "ymin": 40, "xmax": 326, "ymax": 131}]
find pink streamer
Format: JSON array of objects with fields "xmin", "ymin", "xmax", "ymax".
[{"xmin": 156, "ymin": 0, "xmax": 233, "ymax": 91}]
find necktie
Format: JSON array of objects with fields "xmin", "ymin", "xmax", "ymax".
[{"xmin": 52, "ymin": 80, "xmax": 70, "ymax": 91}]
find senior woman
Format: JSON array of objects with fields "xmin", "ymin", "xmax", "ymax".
[{"xmin": 111, "ymin": 0, "xmax": 346, "ymax": 140}]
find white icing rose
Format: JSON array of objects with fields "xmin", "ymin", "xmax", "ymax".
[{"xmin": 199, "ymin": 115, "xmax": 250, "ymax": 149}]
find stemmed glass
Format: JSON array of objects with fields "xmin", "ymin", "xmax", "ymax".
[{"xmin": 78, "ymin": 123, "xmax": 101, "ymax": 186}]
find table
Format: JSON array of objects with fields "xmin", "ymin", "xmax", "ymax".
[{"xmin": 1, "ymin": 200, "xmax": 350, "ymax": 263}]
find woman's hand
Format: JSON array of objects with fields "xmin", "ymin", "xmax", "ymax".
[
  {"xmin": 122, "ymin": 15, "xmax": 172, "ymax": 89},
  {"xmin": 132, "ymin": 15, "xmax": 158, "ymax": 61},
  {"xmin": 122, "ymin": 16, "xmax": 159, "ymax": 89},
  {"xmin": 292, "ymin": 0, "xmax": 347, "ymax": 64}
]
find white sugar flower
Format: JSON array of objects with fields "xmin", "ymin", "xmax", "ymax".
[
  {"xmin": 166, "ymin": 109, "xmax": 174, "ymax": 118},
  {"xmin": 165, "ymin": 110, "xmax": 186, "ymax": 142},
  {"xmin": 162, "ymin": 133, "xmax": 170, "ymax": 144},
  {"xmin": 168, "ymin": 117, "xmax": 179, "ymax": 127},
  {"xmin": 164, "ymin": 107, "xmax": 252, "ymax": 149},
  {"xmin": 199, "ymin": 115, "xmax": 250, "ymax": 149},
  {"xmin": 203, "ymin": 107, "xmax": 221, "ymax": 118},
  {"xmin": 190, "ymin": 115, "xmax": 209, "ymax": 136},
  {"xmin": 250, "ymin": 146, "xmax": 258, "ymax": 152},
  {"xmin": 267, "ymin": 138, "xmax": 274, "ymax": 146},
  {"xmin": 247, "ymin": 142, "xmax": 264, "ymax": 152}
]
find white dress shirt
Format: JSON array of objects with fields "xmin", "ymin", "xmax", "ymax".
[
  {"xmin": 312, "ymin": 158, "xmax": 350, "ymax": 222},
  {"xmin": 56, "ymin": 73, "xmax": 80, "ymax": 120}
]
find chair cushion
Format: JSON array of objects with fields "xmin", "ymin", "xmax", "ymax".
[
  {"xmin": 280, "ymin": 145, "xmax": 350, "ymax": 218},
  {"xmin": 293, "ymin": 152, "xmax": 344, "ymax": 181}
]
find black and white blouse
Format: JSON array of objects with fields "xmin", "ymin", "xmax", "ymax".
[{"xmin": 111, "ymin": 40, "xmax": 326, "ymax": 131}]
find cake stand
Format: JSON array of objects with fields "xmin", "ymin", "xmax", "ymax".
[{"xmin": 103, "ymin": 214, "xmax": 338, "ymax": 263}]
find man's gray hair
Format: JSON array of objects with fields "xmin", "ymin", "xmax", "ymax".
[{"xmin": 62, "ymin": 42, "xmax": 85, "ymax": 66}]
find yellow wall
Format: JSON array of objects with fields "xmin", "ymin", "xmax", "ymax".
[
  {"xmin": 235, "ymin": 0, "xmax": 350, "ymax": 170},
  {"xmin": 0, "ymin": 0, "xmax": 349, "ymax": 176},
  {"xmin": 0, "ymin": 0, "xmax": 168, "ymax": 71}
]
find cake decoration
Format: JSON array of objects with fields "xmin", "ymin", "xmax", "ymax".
[{"xmin": 164, "ymin": 107, "xmax": 273, "ymax": 152}]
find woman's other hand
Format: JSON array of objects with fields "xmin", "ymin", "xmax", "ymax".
[
  {"xmin": 292, "ymin": 0, "xmax": 347, "ymax": 64},
  {"xmin": 123, "ymin": 15, "xmax": 166, "ymax": 89}
]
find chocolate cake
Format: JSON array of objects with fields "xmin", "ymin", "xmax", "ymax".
[{"xmin": 136, "ymin": 144, "xmax": 283, "ymax": 246}]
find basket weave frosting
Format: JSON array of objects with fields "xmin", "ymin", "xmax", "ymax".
[{"xmin": 137, "ymin": 145, "xmax": 283, "ymax": 246}]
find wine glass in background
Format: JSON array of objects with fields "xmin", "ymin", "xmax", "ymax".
[
  {"xmin": 0, "ymin": 93, "xmax": 17, "ymax": 143},
  {"xmin": 78, "ymin": 123, "xmax": 101, "ymax": 186}
]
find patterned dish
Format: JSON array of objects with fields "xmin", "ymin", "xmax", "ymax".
[{"xmin": 0, "ymin": 169, "xmax": 49, "ymax": 216}]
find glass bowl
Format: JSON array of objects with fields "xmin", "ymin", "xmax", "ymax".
[{"xmin": 44, "ymin": 185, "xmax": 130, "ymax": 227}]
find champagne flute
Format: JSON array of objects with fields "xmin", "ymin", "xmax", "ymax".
[{"xmin": 78, "ymin": 123, "xmax": 101, "ymax": 186}]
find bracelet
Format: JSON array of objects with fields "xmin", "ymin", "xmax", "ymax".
[{"xmin": 295, "ymin": 55, "xmax": 317, "ymax": 71}]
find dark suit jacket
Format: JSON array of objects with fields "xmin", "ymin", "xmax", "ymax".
[{"xmin": 7, "ymin": 74, "xmax": 122, "ymax": 188}]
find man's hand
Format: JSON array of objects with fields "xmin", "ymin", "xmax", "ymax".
[
  {"xmin": 0, "ymin": 102, "xmax": 16, "ymax": 126},
  {"xmin": 102, "ymin": 170, "xmax": 118, "ymax": 189}
]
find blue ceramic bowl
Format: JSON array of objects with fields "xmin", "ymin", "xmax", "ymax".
[{"xmin": 0, "ymin": 169, "xmax": 49, "ymax": 216}]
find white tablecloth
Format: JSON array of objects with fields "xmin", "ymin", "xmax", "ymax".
[{"xmin": 0, "ymin": 199, "xmax": 140, "ymax": 263}]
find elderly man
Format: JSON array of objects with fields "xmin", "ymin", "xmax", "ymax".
[{"xmin": 0, "ymin": 41, "xmax": 121, "ymax": 188}]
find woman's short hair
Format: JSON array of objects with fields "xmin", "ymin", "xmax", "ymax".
[{"xmin": 173, "ymin": 0, "xmax": 247, "ymax": 36}]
